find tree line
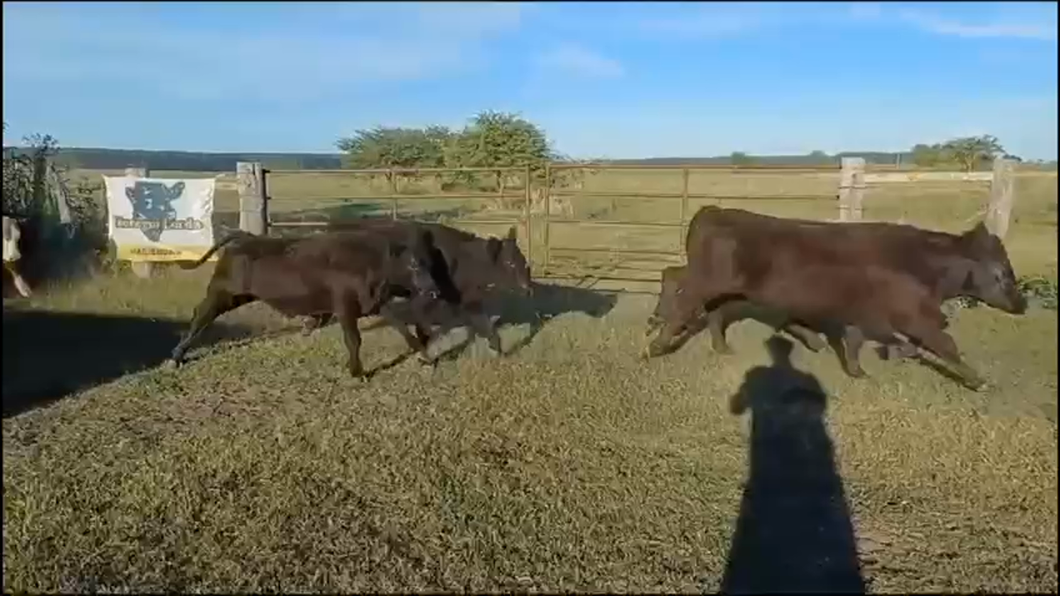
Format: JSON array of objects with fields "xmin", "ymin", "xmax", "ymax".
[
  {"xmin": 908, "ymin": 135, "xmax": 1027, "ymax": 172},
  {"xmin": 5, "ymin": 116, "xmax": 1054, "ymax": 177},
  {"xmin": 336, "ymin": 111, "xmax": 563, "ymax": 192}
]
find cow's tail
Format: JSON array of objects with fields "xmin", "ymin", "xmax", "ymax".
[{"xmin": 178, "ymin": 230, "xmax": 252, "ymax": 269}]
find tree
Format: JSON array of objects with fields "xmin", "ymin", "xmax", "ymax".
[
  {"xmin": 940, "ymin": 135, "xmax": 1005, "ymax": 172},
  {"xmin": 335, "ymin": 112, "xmax": 555, "ymax": 199},
  {"xmin": 730, "ymin": 151, "xmax": 754, "ymax": 166},
  {"xmin": 3, "ymin": 124, "xmax": 59, "ymax": 218},
  {"xmin": 420, "ymin": 125, "xmax": 455, "ymax": 169},
  {"xmin": 336, "ymin": 126, "xmax": 452, "ymax": 188},
  {"xmin": 3, "ymin": 124, "xmax": 109, "ymax": 262},
  {"xmin": 910, "ymin": 143, "xmax": 948, "ymax": 168},
  {"xmin": 807, "ymin": 150, "xmax": 831, "ymax": 165},
  {"xmin": 455, "ymin": 111, "xmax": 551, "ymax": 194}
]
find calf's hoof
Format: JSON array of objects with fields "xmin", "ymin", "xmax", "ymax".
[
  {"xmin": 643, "ymin": 343, "xmax": 669, "ymax": 360},
  {"xmin": 165, "ymin": 359, "xmax": 181, "ymax": 370},
  {"xmin": 846, "ymin": 366, "xmax": 868, "ymax": 379},
  {"xmin": 887, "ymin": 344, "xmax": 917, "ymax": 361},
  {"xmin": 804, "ymin": 339, "xmax": 827, "ymax": 353},
  {"xmin": 712, "ymin": 343, "xmax": 735, "ymax": 356},
  {"xmin": 417, "ymin": 352, "xmax": 437, "ymax": 367}
]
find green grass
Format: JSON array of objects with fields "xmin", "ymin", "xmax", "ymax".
[{"xmin": 5, "ymin": 169, "xmax": 1056, "ymax": 592}]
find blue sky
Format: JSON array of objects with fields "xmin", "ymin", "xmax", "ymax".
[{"xmin": 3, "ymin": 1, "xmax": 1057, "ymax": 159}]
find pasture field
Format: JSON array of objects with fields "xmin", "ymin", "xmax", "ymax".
[
  {"xmin": 3, "ymin": 170, "xmax": 1057, "ymax": 593},
  {"xmin": 66, "ymin": 166, "xmax": 1059, "ymax": 289}
]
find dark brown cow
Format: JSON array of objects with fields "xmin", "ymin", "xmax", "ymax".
[
  {"xmin": 301, "ymin": 220, "xmax": 532, "ymax": 360},
  {"xmin": 170, "ymin": 228, "xmax": 442, "ymax": 380},
  {"xmin": 646, "ymin": 264, "xmax": 922, "ymax": 366},
  {"xmin": 647, "ymin": 206, "xmax": 1027, "ymax": 390},
  {"xmin": 646, "ymin": 265, "xmax": 828, "ymax": 354}
]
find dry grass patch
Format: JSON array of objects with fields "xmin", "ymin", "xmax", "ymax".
[{"xmin": 3, "ymin": 277, "xmax": 1057, "ymax": 592}]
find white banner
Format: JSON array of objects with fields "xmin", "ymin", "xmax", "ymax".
[{"xmin": 102, "ymin": 176, "xmax": 216, "ymax": 262}]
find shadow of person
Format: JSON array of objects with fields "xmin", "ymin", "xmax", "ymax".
[{"xmin": 721, "ymin": 335, "xmax": 866, "ymax": 594}]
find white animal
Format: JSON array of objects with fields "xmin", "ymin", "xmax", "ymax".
[{"xmin": 2, "ymin": 214, "xmax": 32, "ymax": 297}]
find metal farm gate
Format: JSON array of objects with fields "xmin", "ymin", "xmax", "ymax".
[
  {"xmin": 536, "ymin": 163, "xmax": 842, "ymax": 289},
  {"xmin": 229, "ymin": 158, "xmax": 1018, "ymax": 292},
  {"xmin": 257, "ymin": 164, "xmax": 535, "ymax": 266}
]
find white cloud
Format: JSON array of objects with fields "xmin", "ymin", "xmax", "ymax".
[
  {"xmin": 635, "ymin": 9, "xmax": 763, "ymax": 40},
  {"xmin": 536, "ymin": 44, "xmax": 624, "ymax": 79},
  {"xmin": 1, "ymin": 3, "xmax": 526, "ymax": 102},
  {"xmin": 412, "ymin": 2, "xmax": 528, "ymax": 37},
  {"xmin": 899, "ymin": 9, "xmax": 1058, "ymax": 41}
]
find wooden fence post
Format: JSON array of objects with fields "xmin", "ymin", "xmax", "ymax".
[
  {"xmin": 524, "ymin": 164, "xmax": 533, "ymax": 275},
  {"xmin": 124, "ymin": 166, "xmax": 155, "ymax": 279},
  {"xmin": 985, "ymin": 158, "xmax": 1016, "ymax": 239},
  {"xmin": 680, "ymin": 166, "xmax": 690, "ymax": 238},
  {"xmin": 838, "ymin": 157, "xmax": 866, "ymax": 222},
  {"xmin": 237, "ymin": 162, "xmax": 268, "ymax": 235},
  {"xmin": 542, "ymin": 164, "xmax": 552, "ymax": 276}
]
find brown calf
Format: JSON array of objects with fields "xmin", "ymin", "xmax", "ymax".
[
  {"xmin": 303, "ymin": 220, "xmax": 532, "ymax": 359},
  {"xmin": 648, "ymin": 207, "xmax": 1026, "ymax": 389},
  {"xmin": 646, "ymin": 265, "xmax": 829, "ymax": 354},
  {"xmin": 171, "ymin": 228, "xmax": 441, "ymax": 380}
]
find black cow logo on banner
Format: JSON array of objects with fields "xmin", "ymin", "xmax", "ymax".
[{"xmin": 124, "ymin": 180, "xmax": 185, "ymax": 242}]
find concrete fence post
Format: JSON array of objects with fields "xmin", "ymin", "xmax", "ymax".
[
  {"xmin": 237, "ymin": 161, "xmax": 268, "ymax": 235},
  {"xmin": 985, "ymin": 158, "xmax": 1016, "ymax": 240},
  {"xmin": 838, "ymin": 157, "xmax": 866, "ymax": 222}
]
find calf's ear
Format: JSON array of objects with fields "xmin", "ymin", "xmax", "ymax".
[
  {"xmin": 486, "ymin": 237, "xmax": 503, "ymax": 262},
  {"xmin": 418, "ymin": 228, "xmax": 436, "ymax": 250},
  {"xmin": 506, "ymin": 226, "xmax": 518, "ymax": 241},
  {"xmin": 963, "ymin": 221, "xmax": 997, "ymax": 253}
]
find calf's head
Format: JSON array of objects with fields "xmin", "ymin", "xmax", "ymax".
[
  {"xmin": 647, "ymin": 266, "xmax": 685, "ymax": 333},
  {"xmin": 391, "ymin": 229, "xmax": 441, "ymax": 300},
  {"xmin": 957, "ymin": 222, "xmax": 1026, "ymax": 314},
  {"xmin": 485, "ymin": 226, "xmax": 532, "ymax": 296}
]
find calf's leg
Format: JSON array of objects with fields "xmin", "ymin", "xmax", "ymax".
[
  {"xmin": 405, "ymin": 294, "xmax": 448, "ymax": 364},
  {"xmin": 471, "ymin": 312, "xmax": 502, "ymax": 356},
  {"xmin": 335, "ymin": 298, "xmax": 367, "ymax": 380},
  {"xmin": 377, "ymin": 301, "xmax": 434, "ymax": 363},
  {"xmin": 301, "ymin": 313, "xmax": 332, "ymax": 336},
  {"xmin": 707, "ymin": 307, "xmax": 735, "ymax": 354},
  {"xmin": 900, "ymin": 320, "xmax": 985, "ymax": 391},
  {"xmin": 171, "ymin": 290, "xmax": 255, "ymax": 365},
  {"xmin": 4, "ymin": 261, "xmax": 32, "ymax": 297},
  {"xmin": 706, "ymin": 303, "xmax": 826, "ymax": 356},
  {"xmin": 783, "ymin": 320, "xmax": 827, "ymax": 352},
  {"xmin": 460, "ymin": 300, "xmax": 502, "ymax": 357},
  {"xmin": 840, "ymin": 325, "xmax": 869, "ymax": 378},
  {"xmin": 883, "ymin": 341, "xmax": 919, "ymax": 361}
]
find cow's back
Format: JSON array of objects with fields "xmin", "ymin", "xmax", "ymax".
[{"xmin": 686, "ymin": 207, "xmax": 960, "ymax": 286}]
